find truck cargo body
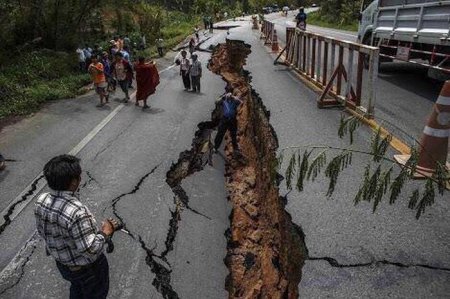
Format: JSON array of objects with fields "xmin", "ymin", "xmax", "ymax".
[{"xmin": 358, "ymin": 0, "xmax": 450, "ymax": 76}]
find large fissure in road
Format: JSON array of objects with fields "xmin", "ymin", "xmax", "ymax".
[{"xmin": 209, "ymin": 40, "xmax": 307, "ymax": 298}]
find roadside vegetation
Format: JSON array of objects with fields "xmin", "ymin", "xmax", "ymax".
[
  {"xmin": 0, "ymin": 0, "xmax": 257, "ymax": 122},
  {"xmin": 307, "ymin": 0, "xmax": 362, "ymax": 32}
]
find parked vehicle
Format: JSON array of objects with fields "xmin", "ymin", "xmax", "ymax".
[
  {"xmin": 357, "ymin": 0, "xmax": 450, "ymax": 80},
  {"xmin": 262, "ymin": 7, "xmax": 273, "ymax": 14},
  {"xmin": 271, "ymin": 4, "xmax": 280, "ymax": 12}
]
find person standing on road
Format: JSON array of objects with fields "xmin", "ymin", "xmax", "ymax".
[
  {"xmin": 0, "ymin": 153, "xmax": 6, "ymax": 171},
  {"xmin": 35, "ymin": 155, "xmax": 119, "ymax": 299},
  {"xmin": 295, "ymin": 7, "xmax": 307, "ymax": 30},
  {"xmin": 188, "ymin": 37, "xmax": 196, "ymax": 56},
  {"xmin": 189, "ymin": 53, "xmax": 202, "ymax": 93},
  {"xmin": 76, "ymin": 46, "xmax": 86, "ymax": 72},
  {"xmin": 203, "ymin": 16, "xmax": 209, "ymax": 30},
  {"xmin": 101, "ymin": 52, "xmax": 115, "ymax": 93},
  {"xmin": 112, "ymin": 52, "xmax": 133, "ymax": 103},
  {"xmin": 135, "ymin": 57, "xmax": 160, "ymax": 110},
  {"xmin": 155, "ymin": 37, "xmax": 164, "ymax": 57},
  {"xmin": 88, "ymin": 55, "xmax": 109, "ymax": 107},
  {"xmin": 83, "ymin": 44, "xmax": 92, "ymax": 71},
  {"xmin": 179, "ymin": 50, "xmax": 191, "ymax": 91},
  {"xmin": 214, "ymin": 86, "xmax": 243, "ymax": 154},
  {"xmin": 194, "ymin": 26, "xmax": 200, "ymax": 42}
]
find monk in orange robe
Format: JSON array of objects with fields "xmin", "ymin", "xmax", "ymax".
[{"xmin": 135, "ymin": 57, "xmax": 160, "ymax": 110}]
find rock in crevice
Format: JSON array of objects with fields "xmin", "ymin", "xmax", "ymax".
[{"xmin": 209, "ymin": 39, "xmax": 307, "ymax": 298}]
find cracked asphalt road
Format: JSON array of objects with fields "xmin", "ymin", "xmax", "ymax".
[
  {"xmin": 0, "ymin": 45, "xmax": 230, "ymax": 298},
  {"xmin": 0, "ymin": 17, "xmax": 449, "ymax": 299}
]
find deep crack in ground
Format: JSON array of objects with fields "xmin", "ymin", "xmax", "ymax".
[
  {"xmin": 0, "ymin": 175, "xmax": 45, "ymax": 236},
  {"xmin": 104, "ymin": 164, "xmax": 182, "ymax": 298},
  {"xmin": 0, "ymin": 233, "xmax": 39, "ymax": 295},
  {"xmin": 308, "ymin": 256, "xmax": 450, "ymax": 272},
  {"xmin": 209, "ymin": 39, "xmax": 307, "ymax": 298}
]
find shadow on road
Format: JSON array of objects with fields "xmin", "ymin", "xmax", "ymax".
[{"xmin": 378, "ymin": 62, "xmax": 442, "ymax": 102}]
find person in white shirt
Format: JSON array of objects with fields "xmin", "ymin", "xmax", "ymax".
[
  {"xmin": 179, "ymin": 50, "xmax": 191, "ymax": 90},
  {"xmin": 189, "ymin": 53, "xmax": 202, "ymax": 93},
  {"xmin": 76, "ymin": 46, "xmax": 86, "ymax": 71}
]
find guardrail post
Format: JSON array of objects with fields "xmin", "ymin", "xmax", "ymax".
[{"xmin": 367, "ymin": 48, "xmax": 379, "ymax": 118}]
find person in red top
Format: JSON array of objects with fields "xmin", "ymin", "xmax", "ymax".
[
  {"xmin": 88, "ymin": 55, "xmax": 109, "ymax": 107},
  {"xmin": 111, "ymin": 52, "xmax": 133, "ymax": 103},
  {"xmin": 134, "ymin": 57, "xmax": 160, "ymax": 110}
]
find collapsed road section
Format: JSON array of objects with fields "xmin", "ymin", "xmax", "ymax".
[{"xmin": 209, "ymin": 40, "xmax": 307, "ymax": 298}]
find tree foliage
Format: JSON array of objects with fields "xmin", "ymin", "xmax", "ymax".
[{"xmin": 280, "ymin": 115, "xmax": 449, "ymax": 219}]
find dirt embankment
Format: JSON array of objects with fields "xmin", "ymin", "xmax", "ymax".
[{"xmin": 209, "ymin": 40, "xmax": 308, "ymax": 298}]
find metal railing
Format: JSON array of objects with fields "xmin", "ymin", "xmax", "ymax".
[
  {"xmin": 261, "ymin": 20, "xmax": 275, "ymax": 45},
  {"xmin": 283, "ymin": 27, "xmax": 380, "ymax": 118}
]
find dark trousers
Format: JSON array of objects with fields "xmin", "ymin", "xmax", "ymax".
[
  {"xmin": 56, "ymin": 254, "xmax": 109, "ymax": 299},
  {"xmin": 191, "ymin": 75, "xmax": 200, "ymax": 92},
  {"xmin": 181, "ymin": 70, "xmax": 191, "ymax": 89},
  {"xmin": 214, "ymin": 118, "xmax": 238, "ymax": 150},
  {"xmin": 157, "ymin": 47, "xmax": 164, "ymax": 57}
]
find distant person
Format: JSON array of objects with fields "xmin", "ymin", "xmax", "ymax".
[
  {"xmin": 76, "ymin": 46, "xmax": 86, "ymax": 71},
  {"xmin": 109, "ymin": 40, "xmax": 119, "ymax": 56},
  {"xmin": 214, "ymin": 86, "xmax": 243, "ymax": 154},
  {"xmin": 88, "ymin": 55, "xmax": 109, "ymax": 107},
  {"xmin": 179, "ymin": 50, "xmax": 191, "ymax": 91},
  {"xmin": 203, "ymin": 16, "xmax": 209, "ymax": 30},
  {"xmin": 135, "ymin": 57, "xmax": 160, "ymax": 110},
  {"xmin": 208, "ymin": 16, "xmax": 214, "ymax": 31},
  {"xmin": 194, "ymin": 26, "xmax": 200, "ymax": 42},
  {"xmin": 121, "ymin": 46, "xmax": 133, "ymax": 88},
  {"xmin": 92, "ymin": 44, "xmax": 102, "ymax": 57},
  {"xmin": 112, "ymin": 52, "xmax": 133, "ymax": 103},
  {"xmin": 35, "ymin": 155, "xmax": 119, "ymax": 299},
  {"xmin": 188, "ymin": 38, "xmax": 196, "ymax": 56},
  {"xmin": 101, "ymin": 52, "xmax": 115, "ymax": 92},
  {"xmin": 155, "ymin": 37, "xmax": 164, "ymax": 57},
  {"xmin": 295, "ymin": 7, "xmax": 307, "ymax": 30},
  {"xmin": 224, "ymin": 11, "xmax": 228, "ymax": 19},
  {"xmin": 83, "ymin": 44, "xmax": 92, "ymax": 70},
  {"xmin": 140, "ymin": 35, "xmax": 146, "ymax": 50},
  {"xmin": 118, "ymin": 35, "xmax": 124, "ymax": 51},
  {"xmin": 0, "ymin": 153, "xmax": 5, "ymax": 171},
  {"xmin": 189, "ymin": 53, "xmax": 202, "ymax": 93},
  {"xmin": 123, "ymin": 34, "xmax": 131, "ymax": 49}
]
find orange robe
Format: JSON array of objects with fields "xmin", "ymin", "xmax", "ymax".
[{"xmin": 135, "ymin": 62, "xmax": 159, "ymax": 101}]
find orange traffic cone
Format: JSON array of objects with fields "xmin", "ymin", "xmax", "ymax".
[
  {"xmin": 271, "ymin": 29, "xmax": 279, "ymax": 52},
  {"xmin": 394, "ymin": 80, "xmax": 450, "ymax": 180}
]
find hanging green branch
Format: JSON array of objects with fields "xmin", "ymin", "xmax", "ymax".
[{"xmin": 278, "ymin": 114, "xmax": 448, "ymax": 219}]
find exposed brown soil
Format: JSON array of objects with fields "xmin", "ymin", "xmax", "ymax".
[{"xmin": 209, "ymin": 40, "xmax": 307, "ymax": 298}]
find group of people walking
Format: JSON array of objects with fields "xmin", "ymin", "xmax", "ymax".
[{"xmin": 84, "ymin": 35, "xmax": 160, "ymax": 109}]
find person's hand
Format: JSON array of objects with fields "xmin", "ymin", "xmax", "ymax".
[{"xmin": 101, "ymin": 220, "xmax": 114, "ymax": 236}]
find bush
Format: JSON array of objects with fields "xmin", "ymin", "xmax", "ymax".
[{"xmin": 0, "ymin": 50, "xmax": 89, "ymax": 120}]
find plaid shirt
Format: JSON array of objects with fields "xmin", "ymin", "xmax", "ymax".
[{"xmin": 35, "ymin": 191, "xmax": 106, "ymax": 266}]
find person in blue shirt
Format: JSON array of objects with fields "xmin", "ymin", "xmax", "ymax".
[
  {"xmin": 214, "ymin": 86, "xmax": 243, "ymax": 154},
  {"xmin": 295, "ymin": 7, "xmax": 307, "ymax": 30}
]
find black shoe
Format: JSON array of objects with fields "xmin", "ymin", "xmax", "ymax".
[{"xmin": 142, "ymin": 105, "xmax": 150, "ymax": 110}]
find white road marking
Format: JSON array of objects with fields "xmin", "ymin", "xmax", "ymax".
[
  {"xmin": 0, "ymin": 63, "xmax": 177, "ymax": 278},
  {"xmin": 0, "ymin": 64, "xmax": 175, "ymax": 230}
]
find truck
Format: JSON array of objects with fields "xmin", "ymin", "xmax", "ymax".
[{"xmin": 357, "ymin": 0, "xmax": 450, "ymax": 80}]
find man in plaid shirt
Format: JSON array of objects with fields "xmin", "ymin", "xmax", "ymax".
[{"xmin": 35, "ymin": 155, "xmax": 118, "ymax": 299}]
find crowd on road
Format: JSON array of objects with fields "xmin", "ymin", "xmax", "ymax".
[
  {"xmin": 1, "ymin": 16, "xmax": 248, "ymax": 299},
  {"xmin": 76, "ymin": 35, "xmax": 161, "ymax": 109}
]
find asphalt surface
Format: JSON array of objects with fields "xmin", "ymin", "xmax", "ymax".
[
  {"xmin": 0, "ymin": 46, "xmax": 230, "ymax": 298},
  {"xmin": 266, "ymin": 11, "xmax": 443, "ymax": 144},
  {"xmin": 0, "ymin": 15, "xmax": 449, "ymax": 299}
]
